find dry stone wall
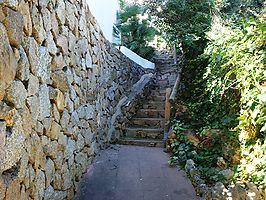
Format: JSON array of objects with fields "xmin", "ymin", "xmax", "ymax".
[{"xmin": 0, "ymin": 1, "xmax": 149, "ymax": 199}]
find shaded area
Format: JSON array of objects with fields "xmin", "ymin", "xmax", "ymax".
[{"xmin": 74, "ymin": 145, "xmax": 199, "ymax": 200}]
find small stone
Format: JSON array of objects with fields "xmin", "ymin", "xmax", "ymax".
[
  {"xmin": 6, "ymin": 80, "xmax": 27, "ymax": 109},
  {"xmin": 55, "ymin": 0, "xmax": 66, "ymax": 25},
  {"xmin": 60, "ymin": 109, "xmax": 70, "ymax": 130},
  {"xmin": 38, "ymin": 84, "xmax": 51, "ymax": 121},
  {"xmin": 0, "ymin": 121, "xmax": 6, "ymax": 148},
  {"xmin": 18, "ymin": 0, "xmax": 32, "ymax": 36},
  {"xmin": 43, "ymin": 141, "xmax": 58, "ymax": 159},
  {"xmin": 52, "ymin": 103, "xmax": 60, "ymax": 123},
  {"xmin": 31, "ymin": 5, "xmax": 46, "ymax": 44},
  {"xmin": 62, "ymin": 168, "xmax": 72, "ymax": 190},
  {"xmin": 16, "ymin": 47, "xmax": 30, "ymax": 81},
  {"xmin": 44, "ymin": 185, "xmax": 55, "ymax": 200},
  {"xmin": 51, "ymin": 71, "xmax": 69, "ymax": 93},
  {"xmin": 231, "ymin": 183, "xmax": 247, "ymax": 200},
  {"xmin": 45, "ymin": 158, "xmax": 55, "ymax": 187},
  {"xmin": 0, "ymin": 178, "xmax": 6, "ymax": 200},
  {"xmin": 76, "ymin": 134, "xmax": 85, "ymax": 151},
  {"xmin": 27, "ymin": 74, "xmax": 39, "ymax": 96},
  {"xmin": 5, "ymin": 179, "xmax": 20, "ymax": 200},
  {"xmin": 35, "ymin": 170, "xmax": 46, "ymax": 199},
  {"xmin": 75, "ymin": 152, "xmax": 87, "ymax": 171},
  {"xmin": 246, "ymin": 182, "xmax": 261, "ymax": 200},
  {"xmin": 46, "ymin": 31, "xmax": 57, "ymax": 55},
  {"xmin": 65, "ymin": 137, "xmax": 76, "ymax": 160},
  {"xmin": 218, "ymin": 169, "xmax": 234, "ymax": 181},
  {"xmin": 2, "ymin": 7, "xmax": 23, "ymax": 48},
  {"xmin": 41, "ymin": 7, "xmax": 51, "ymax": 32},
  {"xmin": 56, "ymin": 34, "xmax": 68, "ymax": 55},
  {"xmin": 24, "ymin": 37, "xmax": 38, "ymax": 75},
  {"xmin": 51, "ymin": 53, "xmax": 65, "ymax": 71},
  {"xmin": 37, "ymin": 46, "xmax": 51, "ymax": 84},
  {"xmin": 0, "ymin": 23, "xmax": 17, "ymax": 100},
  {"xmin": 26, "ymin": 95, "xmax": 40, "ymax": 125},
  {"xmin": 55, "ymin": 89, "xmax": 65, "ymax": 112},
  {"xmin": 217, "ymin": 157, "xmax": 228, "ymax": 169},
  {"xmin": 48, "ymin": 121, "xmax": 61, "ymax": 140}
]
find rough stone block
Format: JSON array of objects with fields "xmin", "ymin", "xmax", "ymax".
[
  {"xmin": 2, "ymin": 6, "xmax": 23, "ymax": 47},
  {"xmin": 6, "ymin": 80, "xmax": 27, "ymax": 109},
  {"xmin": 0, "ymin": 23, "xmax": 17, "ymax": 101}
]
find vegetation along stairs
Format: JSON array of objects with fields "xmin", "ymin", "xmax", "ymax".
[{"xmin": 118, "ymin": 50, "xmax": 177, "ymax": 147}]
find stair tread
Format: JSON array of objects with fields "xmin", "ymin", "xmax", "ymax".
[
  {"xmin": 138, "ymin": 109, "xmax": 165, "ymax": 112},
  {"xmin": 132, "ymin": 117, "xmax": 164, "ymax": 120},
  {"xmin": 119, "ymin": 138, "xmax": 164, "ymax": 143},
  {"xmin": 125, "ymin": 127, "xmax": 163, "ymax": 131}
]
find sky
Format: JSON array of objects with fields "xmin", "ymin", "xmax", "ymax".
[{"xmin": 86, "ymin": 0, "xmax": 119, "ymax": 41}]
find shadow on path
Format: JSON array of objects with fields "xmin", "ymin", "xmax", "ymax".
[{"xmin": 74, "ymin": 145, "xmax": 200, "ymax": 200}]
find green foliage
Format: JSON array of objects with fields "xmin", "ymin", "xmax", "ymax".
[
  {"xmin": 116, "ymin": 1, "xmax": 158, "ymax": 59},
  {"xmin": 145, "ymin": 0, "xmax": 213, "ymax": 58}
]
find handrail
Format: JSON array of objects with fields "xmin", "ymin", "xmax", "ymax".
[{"xmin": 169, "ymin": 72, "xmax": 181, "ymax": 103}]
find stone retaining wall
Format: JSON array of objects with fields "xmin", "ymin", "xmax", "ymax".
[{"xmin": 0, "ymin": 1, "xmax": 149, "ymax": 199}]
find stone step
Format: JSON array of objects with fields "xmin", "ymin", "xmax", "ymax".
[
  {"xmin": 147, "ymin": 95, "xmax": 165, "ymax": 102},
  {"xmin": 142, "ymin": 101, "xmax": 165, "ymax": 109},
  {"xmin": 130, "ymin": 118, "xmax": 165, "ymax": 128},
  {"xmin": 124, "ymin": 127, "xmax": 163, "ymax": 139},
  {"xmin": 118, "ymin": 138, "xmax": 164, "ymax": 147},
  {"xmin": 136, "ymin": 109, "xmax": 165, "ymax": 118},
  {"xmin": 150, "ymin": 90, "xmax": 166, "ymax": 96}
]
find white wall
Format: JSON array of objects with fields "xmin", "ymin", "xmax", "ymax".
[
  {"xmin": 86, "ymin": 0, "xmax": 119, "ymax": 42},
  {"xmin": 120, "ymin": 46, "xmax": 155, "ymax": 69}
]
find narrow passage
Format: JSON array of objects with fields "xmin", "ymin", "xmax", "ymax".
[{"xmin": 75, "ymin": 145, "xmax": 199, "ymax": 200}]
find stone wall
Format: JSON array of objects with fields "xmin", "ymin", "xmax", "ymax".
[{"xmin": 0, "ymin": 1, "xmax": 150, "ymax": 199}]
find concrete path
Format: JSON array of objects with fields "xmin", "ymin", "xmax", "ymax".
[{"xmin": 74, "ymin": 145, "xmax": 199, "ymax": 200}]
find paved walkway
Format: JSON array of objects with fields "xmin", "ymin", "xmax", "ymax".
[{"xmin": 74, "ymin": 145, "xmax": 199, "ymax": 200}]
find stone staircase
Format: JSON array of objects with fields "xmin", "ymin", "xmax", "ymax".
[{"xmin": 118, "ymin": 50, "xmax": 177, "ymax": 147}]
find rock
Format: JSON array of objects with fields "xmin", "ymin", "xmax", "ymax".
[
  {"xmin": 48, "ymin": 121, "xmax": 61, "ymax": 140},
  {"xmin": 19, "ymin": 104, "xmax": 33, "ymax": 138},
  {"xmin": 0, "ymin": 100, "xmax": 16, "ymax": 127},
  {"xmin": 51, "ymin": 71, "xmax": 69, "ymax": 93},
  {"xmin": 5, "ymin": 179, "xmax": 20, "ymax": 200},
  {"xmin": 24, "ymin": 37, "xmax": 39, "ymax": 75},
  {"xmin": 2, "ymin": 7, "xmax": 23, "ymax": 47},
  {"xmin": 60, "ymin": 109, "xmax": 70, "ymax": 130},
  {"xmin": 62, "ymin": 168, "xmax": 72, "ymax": 190},
  {"xmin": 246, "ymin": 182, "xmax": 261, "ymax": 200},
  {"xmin": 31, "ymin": 5, "xmax": 46, "ymax": 44},
  {"xmin": 85, "ymin": 105, "xmax": 94, "ymax": 120},
  {"xmin": 54, "ymin": 89, "xmax": 65, "ymax": 112},
  {"xmin": 58, "ymin": 131, "xmax": 67, "ymax": 151},
  {"xmin": 37, "ymin": 46, "xmax": 51, "ymax": 84},
  {"xmin": 50, "ymin": 11, "xmax": 59, "ymax": 37},
  {"xmin": 0, "ymin": 178, "xmax": 6, "ymax": 200},
  {"xmin": 38, "ymin": 84, "xmax": 51, "ymax": 121},
  {"xmin": 27, "ymin": 74, "xmax": 39, "ymax": 96},
  {"xmin": 185, "ymin": 159, "xmax": 196, "ymax": 173},
  {"xmin": 55, "ymin": 0, "xmax": 66, "ymax": 25},
  {"xmin": 218, "ymin": 169, "xmax": 234, "ymax": 181},
  {"xmin": 65, "ymin": 137, "xmax": 76, "ymax": 160},
  {"xmin": 5, "ymin": 80, "xmax": 27, "ymax": 109},
  {"xmin": 46, "ymin": 31, "xmax": 57, "ymax": 55},
  {"xmin": 211, "ymin": 182, "xmax": 228, "ymax": 200},
  {"xmin": 18, "ymin": 0, "xmax": 32, "ymax": 36},
  {"xmin": 44, "ymin": 185, "xmax": 55, "ymax": 200},
  {"xmin": 76, "ymin": 134, "xmax": 85, "ymax": 151},
  {"xmin": 0, "ymin": 23, "xmax": 17, "ymax": 101},
  {"xmin": 217, "ymin": 157, "xmax": 228, "ymax": 169},
  {"xmin": 43, "ymin": 141, "xmax": 58, "ymax": 159},
  {"xmin": 75, "ymin": 152, "xmax": 87, "ymax": 171},
  {"xmin": 34, "ymin": 170, "xmax": 46, "ymax": 199},
  {"xmin": 52, "ymin": 103, "xmax": 60, "ymax": 123},
  {"xmin": 45, "ymin": 158, "xmax": 55, "ymax": 187},
  {"xmin": 26, "ymin": 95, "xmax": 40, "ymax": 125},
  {"xmin": 71, "ymin": 111, "xmax": 79, "ymax": 125},
  {"xmin": 53, "ymin": 151, "xmax": 64, "ymax": 170},
  {"xmin": 16, "ymin": 47, "xmax": 30, "ymax": 81},
  {"xmin": 230, "ymin": 183, "xmax": 247, "ymax": 200},
  {"xmin": 51, "ymin": 53, "xmax": 65, "ymax": 71},
  {"xmin": 0, "ymin": 121, "xmax": 6, "ymax": 148},
  {"xmin": 41, "ymin": 7, "xmax": 51, "ymax": 32},
  {"xmin": 56, "ymin": 34, "xmax": 68, "ymax": 55}
]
